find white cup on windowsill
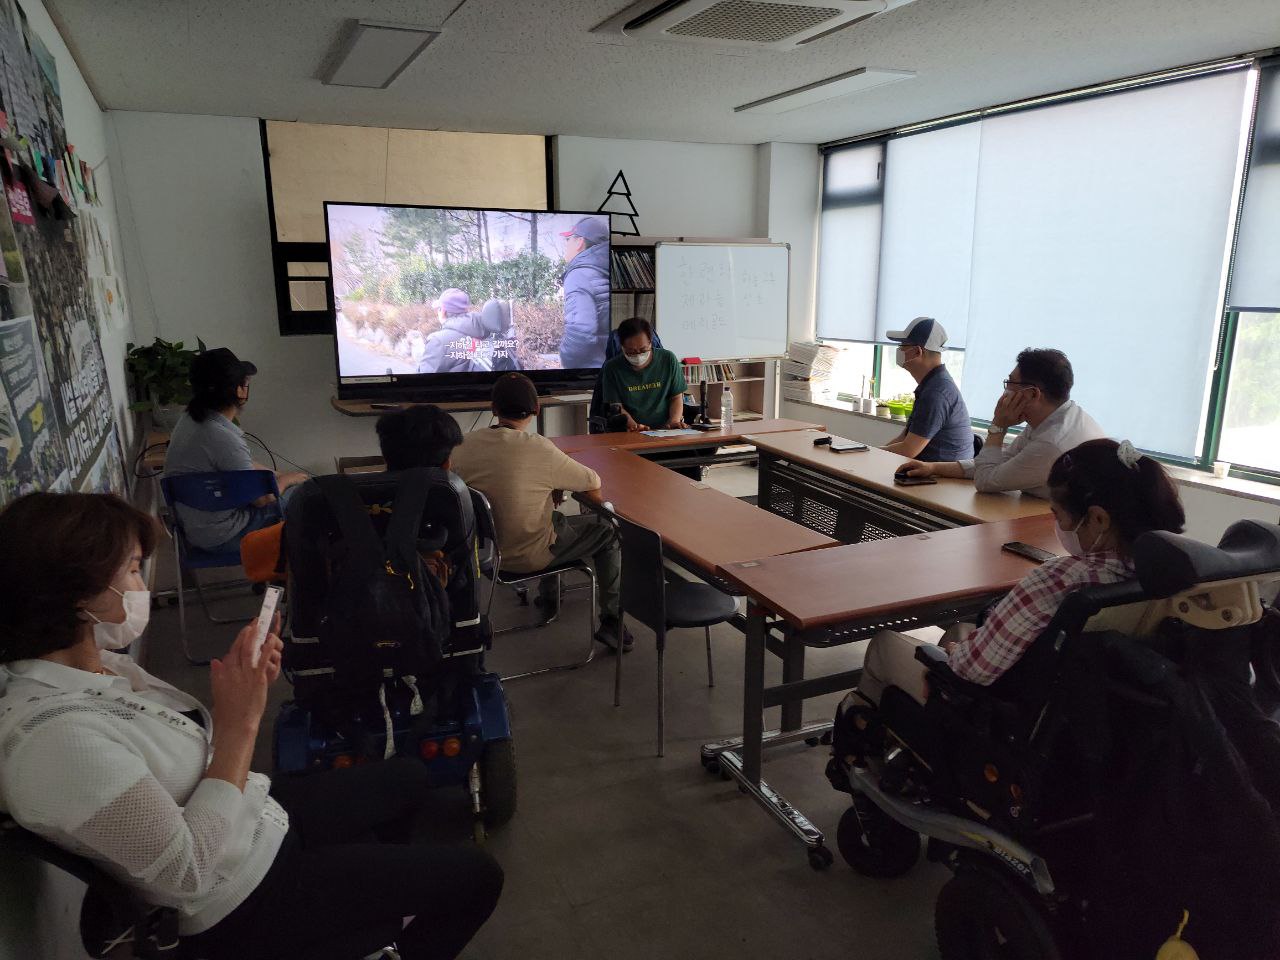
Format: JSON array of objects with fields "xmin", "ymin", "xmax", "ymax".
[{"xmin": 1212, "ymin": 461, "xmax": 1231, "ymax": 480}]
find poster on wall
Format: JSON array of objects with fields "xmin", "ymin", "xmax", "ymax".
[
  {"xmin": 0, "ymin": 313, "xmax": 70, "ymax": 500},
  {"xmin": 76, "ymin": 208, "xmax": 126, "ymax": 329},
  {"xmin": 0, "ymin": 0, "xmax": 123, "ymax": 508}
]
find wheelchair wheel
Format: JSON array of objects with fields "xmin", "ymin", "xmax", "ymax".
[
  {"xmin": 481, "ymin": 738, "xmax": 518, "ymax": 828},
  {"xmin": 935, "ymin": 868, "xmax": 1063, "ymax": 960},
  {"xmin": 836, "ymin": 797, "xmax": 921, "ymax": 878}
]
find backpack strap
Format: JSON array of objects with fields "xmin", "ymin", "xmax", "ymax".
[
  {"xmin": 313, "ymin": 474, "xmax": 386, "ymax": 571},
  {"xmin": 383, "ymin": 468, "xmax": 433, "ymax": 574}
]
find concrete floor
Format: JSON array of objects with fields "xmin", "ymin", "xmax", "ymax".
[{"xmin": 144, "ymin": 464, "xmax": 948, "ymax": 960}]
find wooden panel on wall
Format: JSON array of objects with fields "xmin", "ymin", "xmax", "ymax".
[
  {"xmin": 385, "ymin": 129, "xmax": 546, "ymax": 211},
  {"xmin": 265, "ymin": 122, "xmax": 547, "ymax": 244},
  {"xmin": 265, "ymin": 121, "xmax": 390, "ymax": 242}
]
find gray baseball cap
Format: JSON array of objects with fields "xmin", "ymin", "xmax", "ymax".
[
  {"xmin": 560, "ymin": 216, "xmax": 609, "ymax": 245},
  {"xmin": 886, "ymin": 317, "xmax": 948, "ymax": 352}
]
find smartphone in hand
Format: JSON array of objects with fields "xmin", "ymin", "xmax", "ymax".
[{"xmin": 250, "ymin": 585, "xmax": 283, "ymax": 667}]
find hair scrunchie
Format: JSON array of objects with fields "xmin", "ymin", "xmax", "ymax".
[{"xmin": 1116, "ymin": 439, "xmax": 1141, "ymax": 470}]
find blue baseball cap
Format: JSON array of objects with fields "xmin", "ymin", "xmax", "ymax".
[
  {"xmin": 887, "ymin": 317, "xmax": 948, "ymax": 352},
  {"xmin": 560, "ymin": 216, "xmax": 609, "ymax": 245}
]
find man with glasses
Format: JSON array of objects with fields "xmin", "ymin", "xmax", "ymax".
[{"xmin": 901, "ymin": 348, "xmax": 1104, "ymax": 498}]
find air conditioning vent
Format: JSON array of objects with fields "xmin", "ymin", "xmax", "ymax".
[
  {"xmin": 609, "ymin": 0, "xmax": 911, "ymax": 51},
  {"xmin": 665, "ymin": 1, "xmax": 844, "ymax": 44}
]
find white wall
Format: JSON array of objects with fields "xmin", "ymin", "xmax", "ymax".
[
  {"xmin": 554, "ymin": 136, "xmax": 759, "ymax": 238},
  {"xmin": 110, "ymin": 124, "xmax": 782, "ymax": 469},
  {"xmin": 754, "ymin": 142, "xmax": 821, "ymax": 343},
  {"xmin": 109, "ymin": 111, "xmax": 406, "ymax": 473}
]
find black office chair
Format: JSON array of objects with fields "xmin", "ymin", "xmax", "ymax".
[
  {"xmin": 608, "ymin": 511, "xmax": 738, "ymax": 756},
  {"xmin": 587, "ymin": 374, "xmax": 628, "ymax": 435},
  {"xmin": 973, "ymin": 432, "xmax": 984, "ymax": 457}
]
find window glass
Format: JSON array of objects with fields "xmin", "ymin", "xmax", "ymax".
[{"xmin": 1218, "ymin": 311, "xmax": 1280, "ymax": 474}]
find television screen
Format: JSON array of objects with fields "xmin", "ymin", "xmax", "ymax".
[{"xmin": 326, "ymin": 203, "xmax": 612, "ymax": 397}]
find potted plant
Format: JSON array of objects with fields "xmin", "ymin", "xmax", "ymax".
[{"xmin": 125, "ymin": 337, "xmax": 204, "ymax": 431}]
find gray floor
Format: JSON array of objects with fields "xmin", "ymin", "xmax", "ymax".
[{"xmin": 145, "ymin": 464, "xmax": 947, "ymax": 960}]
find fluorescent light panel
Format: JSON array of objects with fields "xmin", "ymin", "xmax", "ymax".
[
  {"xmin": 735, "ymin": 67, "xmax": 914, "ymax": 114},
  {"xmin": 321, "ymin": 20, "xmax": 439, "ymax": 89}
]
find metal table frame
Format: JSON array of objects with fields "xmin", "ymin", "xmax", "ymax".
[{"xmin": 700, "ymin": 591, "xmax": 1010, "ymax": 868}]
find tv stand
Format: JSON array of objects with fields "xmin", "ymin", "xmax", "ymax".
[{"xmin": 331, "ymin": 392, "xmax": 593, "ymax": 435}]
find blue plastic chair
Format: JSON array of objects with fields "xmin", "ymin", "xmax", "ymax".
[{"xmin": 160, "ymin": 469, "xmax": 281, "ymax": 663}]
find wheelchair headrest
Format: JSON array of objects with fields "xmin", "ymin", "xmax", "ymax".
[{"xmin": 1133, "ymin": 521, "xmax": 1280, "ymax": 598}]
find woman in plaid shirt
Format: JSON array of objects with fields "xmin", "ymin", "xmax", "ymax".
[{"xmin": 861, "ymin": 438, "xmax": 1186, "ymax": 704}]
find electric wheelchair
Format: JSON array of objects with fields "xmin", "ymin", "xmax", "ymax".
[{"xmin": 827, "ymin": 520, "xmax": 1280, "ymax": 960}]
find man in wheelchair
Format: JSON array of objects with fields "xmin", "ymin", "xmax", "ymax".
[{"xmin": 828, "ymin": 439, "xmax": 1280, "ymax": 959}]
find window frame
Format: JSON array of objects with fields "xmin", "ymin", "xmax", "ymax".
[{"xmin": 811, "ymin": 54, "xmax": 1279, "ymax": 485}]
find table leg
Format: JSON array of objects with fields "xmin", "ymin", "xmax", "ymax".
[
  {"xmin": 742, "ymin": 602, "xmax": 767, "ymax": 786},
  {"xmin": 781, "ymin": 635, "xmax": 805, "ymax": 731}
]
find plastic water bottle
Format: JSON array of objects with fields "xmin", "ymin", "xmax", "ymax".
[{"xmin": 721, "ymin": 385, "xmax": 734, "ymax": 432}]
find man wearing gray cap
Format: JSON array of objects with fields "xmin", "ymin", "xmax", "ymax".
[
  {"xmin": 558, "ymin": 217, "xmax": 611, "ymax": 369},
  {"xmin": 882, "ymin": 317, "xmax": 973, "ymax": 463}
]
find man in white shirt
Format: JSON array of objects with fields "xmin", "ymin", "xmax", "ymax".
[{"xmin": 901, "ymin": 348, "xmax": 1105, "ymax": 498}]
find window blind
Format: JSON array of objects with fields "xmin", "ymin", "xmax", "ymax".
[
  {"xmin": 815, "ymin": 142, "xmax": 883, "ymax": 341},
  {"xmin": 1229, "ymin": 60, "xmax": 1280, "ymax": 312},
  {"xmin": 962, "ymin": 70, "xmax": 1250, "ymax": 457}
]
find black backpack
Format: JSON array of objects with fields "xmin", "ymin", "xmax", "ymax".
[{"xmin": 312, "ymin": 470, "xmax": 450, "ymax": 689}]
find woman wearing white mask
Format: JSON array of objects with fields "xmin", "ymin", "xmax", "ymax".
[
  {"xmin": 0, "ymin": 492, "xmax": 502, "ymax": 959},
  {"xmin": 598, "ymin": 316, "xmax": 689, "ymax": 432},
  {"xmin": 859, "ymin": 438, "xmax": 1186, "ymax": 703}
]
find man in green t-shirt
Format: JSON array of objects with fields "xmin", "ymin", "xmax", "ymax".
[{"xmin": 598, "ymin": 317, "xmax": 688, "ymax": 430}]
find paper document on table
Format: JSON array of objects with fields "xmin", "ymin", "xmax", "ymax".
[{"xmin": 641, "ymin": 429, "xmax": 702, "ymax": 437}]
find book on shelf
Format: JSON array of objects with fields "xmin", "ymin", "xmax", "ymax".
[
  {"xmin": 612, "ymin": 291, "xmax": 655, "ymax": 326},
  {"xmin": 681, "ymin": 361, "xmax": 747, "ymax": 384},
  {"xmin": 610, "ymin": 248, "xmax": 655, "ymax": 289}
]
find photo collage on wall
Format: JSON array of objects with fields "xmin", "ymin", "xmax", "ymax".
[{"xmin": 0, "ymin": 0, "xmax": 126, "ymax": 506}]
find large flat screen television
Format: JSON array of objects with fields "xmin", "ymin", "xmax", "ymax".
[{"xmin": 326, "ymin": 203, "xmax": 612, "ymax": 400}]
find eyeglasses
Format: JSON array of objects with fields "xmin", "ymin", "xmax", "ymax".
[{"xmin": 1003, "ymin": 379, "xmax": 1039, "ymax": 391}]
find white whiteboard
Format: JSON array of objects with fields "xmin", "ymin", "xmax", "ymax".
[{"xmin": 655, "ymin": 242, "xmax": 789, "ymax": 361}]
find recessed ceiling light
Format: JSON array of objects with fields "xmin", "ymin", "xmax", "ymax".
[
  {"xmin": 319, "ymin": 20, "xmax": 440, "ymax": 89},
  {"xmin": 734, "ymin": 66, "xmax": 915, "ymax": 114}
]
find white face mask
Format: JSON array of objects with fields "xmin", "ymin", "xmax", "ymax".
[
  {"xmin": 1055, "ymin": 517, "xmax": 1088, "ymax": 558},
  {"xmin": 626, "ymin": 351, "xmax": 651, "ymax": 368},
  {"xmin": 87, "ymin": 586, "xmax": 151, "ymax": 650},
  {"xmin": 894, "ymin": 346, "xmax": 910, "ymax": 369}
]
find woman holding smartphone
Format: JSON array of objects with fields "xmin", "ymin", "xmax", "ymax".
[{"xmin": 0, "ymin": 492, "xmax": 501, "ymax": 960}]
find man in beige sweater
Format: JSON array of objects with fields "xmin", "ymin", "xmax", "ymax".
[{"xmin": 452, "ymin": 374, "xmax": 631, "ymax": 652}]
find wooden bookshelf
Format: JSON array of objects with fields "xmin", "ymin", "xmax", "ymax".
[{"xmin": 611, "ymin": 236, "xmax": 772, "ymax": 420}]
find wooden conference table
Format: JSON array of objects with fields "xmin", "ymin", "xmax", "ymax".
[
  {"xmin": 557, "ymin": 423, "xmax": 1059, "ymax": 867},
  {"xmin": 751, "ymin": 429, "xmax": 1049, "ymax": 539},
  {"xmin": 551, "ymin": 417, "xmax": 823, "ymax": 455},
  {"xmin": 567, "ymin": 445, "xmax": 836, "ymax": 584},
  {"xmin": 706, "ymin": 514, "xmax": 1062, "ymax": 864}
]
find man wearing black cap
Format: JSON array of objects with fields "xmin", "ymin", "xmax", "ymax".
[
  {"xmin": 558, "ymin": 216, "xmax": 611, "ymax": 370},
  {"xmin": 882, "ymin": 316, "xmax": 973, "ymax": 463},
  {"xmin": 163, "ymin": 348, "xmax": 307, "ymax": 552},
  {"xmin": 451, "ymin": 373, "xmax": 631, "ymax": 651}
]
